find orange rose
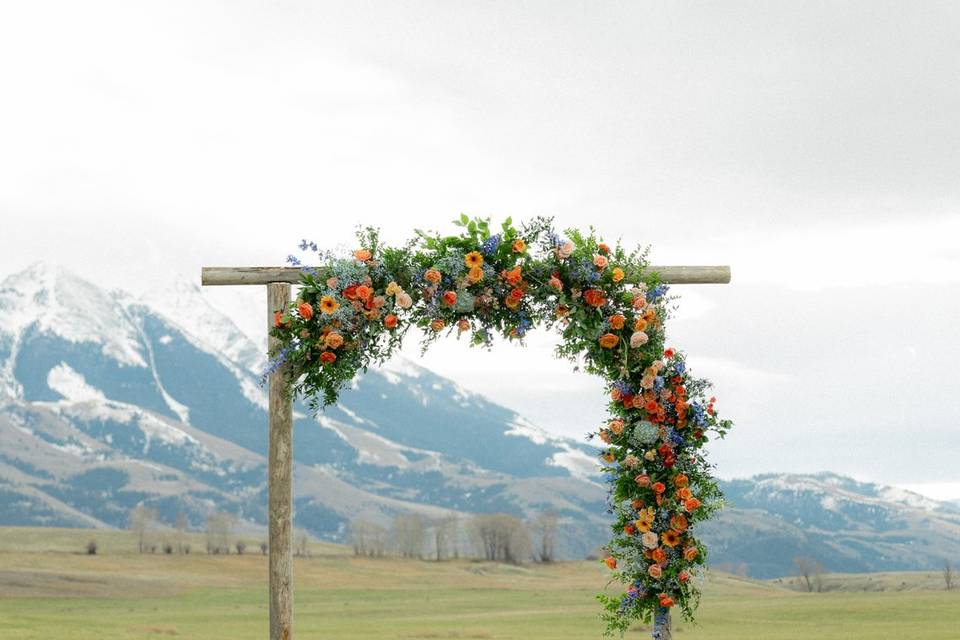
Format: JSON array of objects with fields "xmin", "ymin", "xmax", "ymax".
[
  {"xmin": 324, "ymin": 332, "xmax": 344, "ymax": 349},
  {"xmin": 354, "ymin": 248, "xmax": 371, "ymax": 261},
  {"xmin": 604, "ymin": 556, "xmax": 617, "ymax": 570},
  {"xmin": 273, "ymin": 311, "xmax": 283, "ymax": 328},
  {"xmin": 677, "ymin": 487, "xmax": 692, "ymax": 501},
  {"xmin": 651, "ymin": 548, "xmax": 666, "ymax": 564},
  {"xmin": 684, "ymin": 497, "xmax": 701, "ymax": 512},
  {"xmin": 683, "ymin": 546, "xmax": 699, "ymax": 561},
  {"xmin": 442, "ymin": 291, "xmax": 457, "ymax": 306},
  {"xmin": 355, "ymin": 285, "xmax": 372, "ymax": 301},
  {"xmin": 674, "ymin": 474, "xmax": 689, "ymax": 488},
  {"xmin": 598, "ymin": 333, "xmax": 619, "ymax": 349},
  {"xmin": 593, "ymin": 254, "xmax": 608, "ymax": 269},
  {"xmin": 512, "ymin": 239, "xmax": 526, "ymax": 253},
  {"xmin": 504, "ymin": 266, "xmax": 522, "ymax": 286},
  {"xmin": 678, "ymin": 570, "xmax": 690, "ymax": 583},
  {"xmin": 612, "ymin": 267, "xmax": 624, "ymax": 282},
  {"xmin": 609, "ymin": 419, "xmax": 624, "ymax": 435},
  {"xmin": 509, "ymin": 287, "xmax": 524, "ymax": 301},
  {"xmin": 548, "ymin": 275, "xmax": 563, "ymax": 291},
  {"xmin": 609, "ymin": 314, "xmax": 625, "ymax": 330},
  {"xmin": 670, "ymin": 514, "xmax": 688, "ymax": 533},
  {"xmin": 555, "ymin": 305, "xmax": 569, "ymax": 318},
  {"xmin": 652, "ymin": 482, "xmax": 666, "ymax": 494},
  {"xmin": 319, "ymin": 351, "xmax": 336, "ymax": 365},
  {"xmin": 633, "ymin": 317, "xmax": 648, "ymax": 332},
  {"xmin": 583, "ymin": 289, "xmax": 607, "ymax": 307},
  {"xmin": 457, "ymin": 318, "xmax": 470, "ymax": 332},
  {"xmin": 430, "ymin": 319, "xmax": 445, "ymax": 332},
  {"xmin": 598, "ymin": 242, "xmax": 611, "ymax": 254},
  {"xmin": 598, "ymin": 429, "xmax": 612, "ymax": 444},
  {"xmin": 424, "ymin": 269, "xmax": 442, "ymax": 284},
  {"xmin": 658, "ymin": 594, "xmax": 674, "ymax": 608},
  {"xmin": 384, "ymin": 314, "xmax": 398, "ymax": 330},
  {"xmin": 504, "ymin": 296, "xmax": 520, "ymax": 310},
  {"xmin": 297, "ymin": 301, "xmax": 314, "ymax": 321}
]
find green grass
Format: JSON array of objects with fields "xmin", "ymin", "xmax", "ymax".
[{"xmin": 1, "ymin": 527, "xmax": 958, "ymax": 639}]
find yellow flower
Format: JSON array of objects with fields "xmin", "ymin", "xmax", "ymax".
[
  {"xmin": 385, "ymin": 281, "xmax": 402, "ymax": 296},
  {"xmin": 464, "ymin": 251, "xmax": 484, "ymax": 268},
  {"xmin": 467, "ymin": 266, "xmax": 484, "ymax": 284},
  {"xmin": 319, "ymin": 296, "xmax": 339, "ymax": 314},
  {"xmin": 612, "ymin": 267, "xmax": 624, "ymax": 282},
  {"xmin": 661, "ymin": 530, "xmax": 681, "ymax": 548}
]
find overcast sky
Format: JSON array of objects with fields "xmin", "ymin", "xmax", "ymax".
[{"xmin": 1, "ymin": 1, "xmax": 958, "ymax": 498}]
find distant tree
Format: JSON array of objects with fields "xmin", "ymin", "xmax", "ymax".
[
  {"xmin": 349, "ymin": 518, "xmax": 389, "ymax": 557},
  {"xmin": 294, "ymin": 530, "xmax": 310, "ymax": 558},
  {"xmin": 433, "ymin": 515, "xmax": 459, "ymax": 561},
  {"xmin": 129, "ymin": 505, "xmax": 158, "ymax": 554},
  {"xmin": 260, "ymin": 541, "xmax": 268, "ymax": 555},
  {"xmin": 174, "ymin": 511, "xmax": 189, "ymax": 554},
  {"xmin": 163, "ymin": 542, "xmax": 174, "ymax": 555},
  {"xmin": 205, "ymin": 512, "xmax": 235, "ymax": 554},
  {"xmin": 392, "ymin": 514, "xmax": 426, "ymax": 559},
  {"xmin": 945, "ymin": 559, "xmax": 956, "ymax": 590},
  {"xmin": 794, "ymin": 557, "xmax": 825, "ymax": 592},
  {"xmin": 235, "ymin": 540, "xmax": 246, "ymax": 555},
  {"xmin": 470, "ymin": 514, "xmax": 531, "ymax": 564},
  {"xmin": 530, "ymin": 510, "xmax": 558, "ymax": 563},
  {"xmin": 86, "ymin": 540, "xmax": 98, "ymax": 555}
]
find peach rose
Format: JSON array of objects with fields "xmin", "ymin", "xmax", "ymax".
[
  {"xmin": 354, "ymin": 248, "xmax": 371, "ymax": 261},
  {"xmin": 424, "ymin": 269, "xmax": 442, "ymax": 284},
  {"xmin": 467, "ymin": 266, "xmax": 484, "ymax": 284},
  {"xmin": 641, "ymin": 531, "xmax": 659, "ymax": 549},
  {"xmin": 324, "ymin": 332, "xmax": 344, "ymax": 349},
  {"xmin": 396, "ymin": 292, "xmax": 413, "ymax": 309},
  {"xmin": 557, "ymin": 241, "xmax": 574, "ymax": 259},
  {"xmin": 608, "ymin": 419, "xmax": 624, "ymax": 435},
  {"xmin": 593, "ymin": 254, "xmax": 608, "ymax": 269},
  {"xmin": 635, "ymin": 474, "xmax": 651, "ymax": 487},
  {"xmin": 683, "ymin": 546, "xmax": 699, "ymax": 561},
  {"xmin": 630, "ymin": 331, "xmax": 649, "ymax": 348},
  {"xmin": 457, "ymin": 318, "xmax": 470, "ymax": 332},
  {"xmin": 648, "ymin": 564, "xmax": 662, "ymax": 579},
  {"xmin": 430, "ymin": 319, "xmax": 445, "ymax": 332}
]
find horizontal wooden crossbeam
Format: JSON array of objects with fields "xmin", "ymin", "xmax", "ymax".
[{"xmin": 201, "ymin": 265, "xmax": 731, "ymax": 286}]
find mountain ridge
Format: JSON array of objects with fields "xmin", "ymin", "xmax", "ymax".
[{"xmin": 1, "ymin": 263, "xmax": 958, "ymax": 578}]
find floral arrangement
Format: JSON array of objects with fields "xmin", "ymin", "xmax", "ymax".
[{"xmin": 267, "ymin": 216, "xmax": 732, "ymax": 636}]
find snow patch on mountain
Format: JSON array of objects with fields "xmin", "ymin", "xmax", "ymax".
[
  {"xmin": 138, "ymin": 274, "xmax": 264, "ymax": 373},
  {"xmin": 46, "ymin": 363, "xmax": 106, "ymax": 403}
]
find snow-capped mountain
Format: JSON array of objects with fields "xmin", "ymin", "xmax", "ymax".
[
  {"xmin": 1, "ymin": 263, "xmax": 958, "ymax": 577},
  {"xmin": 0, "ymin": 263, "xmax": 605, "ymax": 556}
]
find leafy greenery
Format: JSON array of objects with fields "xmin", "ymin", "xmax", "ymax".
[{"xmin": 268, "ymin": 217, "xmax": 733, "ymax": 635}]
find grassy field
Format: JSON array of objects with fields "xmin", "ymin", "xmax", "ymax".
[{"xmin": 1, "ymin": 527, "xmax": 958, "ymax": 639}]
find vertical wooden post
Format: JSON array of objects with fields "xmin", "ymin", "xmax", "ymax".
[
  {"xmin": 652, "ymin": 607, "xmax": 671, "ymax": 640},
  {"xmin": 267, "ymin": 283, "xmax": 293, "ymax": 640}
]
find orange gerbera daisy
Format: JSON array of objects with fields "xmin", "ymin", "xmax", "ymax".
[
  {"xmin": 464, "ymin": 251, "xmax": 484, "ymax": 268},
  {"xmin": 467, "ymin": 266, "xmax": 484, "ymax": 284},
  {"xmin": 319, "ymin": 296, "xmax": 339, "ymax": 314},
  {"xmin": 661, "ymin": 529, "xmax": 681, "ymax": 547}
]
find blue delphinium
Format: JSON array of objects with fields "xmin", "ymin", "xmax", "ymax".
[
  {"xmin": 480, "ymin": 234, "xmax": 501, "ymax": 256},
  {"xmin": 648, "ymin": 283, "xmax": 669, "ymax": 301}
]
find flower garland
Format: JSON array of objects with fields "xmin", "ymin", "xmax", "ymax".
[{"xmin": 268, "ymin": 216, "xmax": 732, "ymax": 636}]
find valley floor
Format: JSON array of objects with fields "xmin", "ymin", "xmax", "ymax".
[{"xmin": 1, "ymin": 528, "xmax": 959, "ymax": 639}]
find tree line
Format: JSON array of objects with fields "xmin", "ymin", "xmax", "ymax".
[{"xmin": 349, "ymin": 510, "xmax": 559, "ymax": 564}]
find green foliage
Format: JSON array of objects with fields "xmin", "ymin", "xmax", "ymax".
[{"xmin": 267, "ymin": 217, "xmax": 733, "ymax": 634}]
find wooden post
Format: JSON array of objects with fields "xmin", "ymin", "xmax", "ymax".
[{"xmin": 267, "ymin": 282, "xmax": 293, "ymax": 640}]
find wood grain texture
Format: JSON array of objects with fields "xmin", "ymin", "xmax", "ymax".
[
  {"xmin": 202, "ymin": 265, "xmax": 731, "ymax": 286},
  {"xmin": 267, "ymin": 283, "xmax": 293, "ymax": 640}
]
